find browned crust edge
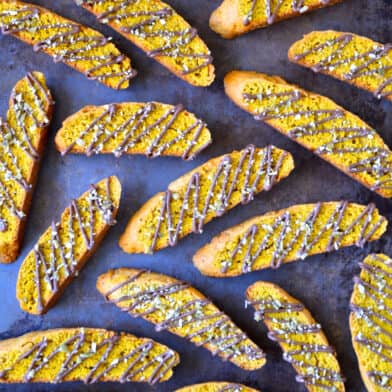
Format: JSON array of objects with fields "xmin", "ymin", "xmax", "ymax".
[
  {"xmin": 209, "ymin": 0, "xmax": 343, "ymax": 39},
  {"xmin": 16, "ymin": 176, "xmax": 121, "ymax": 315},
  {"xmin": 224, "ymin": 70, "xmax": 392, "ymax": 199},
  {"xmin": 288, "ymin": 30, "xmax": 392, "ymax": 102},
  {"xmin": 54, "ymin": 102, "xmax": 212, "ymax": 158},
  {"xmin": 0, "ymin": 71, "xmax": 53, "ymax": 263},
  {"xmin": 79, "ymin": 1, "xmax": 215, "ymax": 87},
  {"xmin": 2, "ymin": 1, "xmax": 135, "ymax": 90},
  {"xmin": 96, "ymin": 268, "xmax": 267, "ymax": 371}
]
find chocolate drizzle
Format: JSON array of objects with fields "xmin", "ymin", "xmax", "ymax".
[
  {"xmin": 0, "ymin": 328, "xmax": 177, "ymax": 384},
  {"xmin": 61, "ymin": 102, "xmax": 209, "ymax": 159},
  {"xmin": 148, "ymin": 145, "xmax": 289, "ymax": 252},
  {"xmin": 350, "ymin": 254, "xmax": 392, "ymax": 390},
  {"xmin": 243, "ymin": 0, "xmax": 332, "ymax": 25},
  {"xmin": 33, "ymin": 178, "xmax": 116, "ymax": 313},
  {"xmin": 246, "ymin": 292, "xmax": 344, "ymax": 391},
  {"xmin": 102, "ymin": 270, "xmax": 265, "ymax": 367},
  {"xmin": 243, "ymin": 85, "xmax": 392, "ymax": 196},
  {"xmin": 78, "ymin": 0, "xmax": 212, "ymax": 76},
  {"xmin": 0, "ymin": 72, "xmax": 52, "ymax": 230},
  {"xmin": 292, "ymin": 33, "xmax": 392, "ymax": 99},
  {"xmin": 220, "ymin": 202, "xmax": 385, "ymax": 274},
  {"xmin": 0, "ymin": 4, "xmax": 136, "ymax": 88},
  {"xmin": 218, "ymin": 384, "xmax": 247, "ymax": 392}
]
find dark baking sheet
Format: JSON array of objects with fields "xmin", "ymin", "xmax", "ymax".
[{"xmin": 0, "ymin": 0, "xmax": 391, "ymax": 391}]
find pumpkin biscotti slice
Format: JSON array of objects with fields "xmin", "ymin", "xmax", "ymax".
[
  {"xmin": 246, "ymin": 281, "xmax": 345, "ymax": 391},
  {"xmin": 350, "ymin": 254, "xmax": 392, "ymax": 392},
  {"xmin": 97, "ymin": 268, "xmax": 267, "ymax": 370},
  {"xmin": 0, "ymin": 71, "xmax": 53, "ymax": 263},
  {"xmin": 209, "ymin": 0, "xmax": 343, "ymax": 39},
  {"xmin": 289, "ymin": 31, "xmax": 392, "ymax": 101},
  {"xmin": 55, "ymin": 102, "xmax": 211, "ymax": 159},
  {"xmin": 0, "ymin": 1, "xmax": 136, "ymax": 89},
  {"xmin": 75, "ymin": 0, "xmax": 215, "ymax": 86},
  {"xmin": 225, "ymin": 71, "xmax": 392, "ymax": 198},
  {"xmin": 119, "ymin": 145, "xmax": 294, "ymax": 254},
  {"xmin": 16, "ymin": 176, "xmax": 121, "ymax": 315},
  {"xmin": 0, "ymin": 327, "xmax": 179, "ymax": 384},
  {"xmin": 193, "ymin": 201, "xmax": 387, "ymax": 278},
  {"xmin": 176, "ymin": 382, "xmax": 260, "ymax": 392}
]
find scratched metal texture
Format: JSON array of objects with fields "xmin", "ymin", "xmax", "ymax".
[{"xmin": 0, "ymin": 0, "xmax": 390, "ymax": 391}]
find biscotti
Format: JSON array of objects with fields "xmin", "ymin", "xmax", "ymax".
[
  {"xmin": 193, "ymin": 202, "xmax": 387, "ymax": 277},
  {"xmin": 97, "ymin": 268, "xmax": 266, "ymax": 370},
  {"xmin": 119, "ymin": 145, "xmax": 294, "ymax": 254},
  {"xmin": 350, "ymin": 254, "xmax": 392, "ymax": 392},
  {"xmin": 17, "ymin": 176, "xmax": 121, "ymax": 315},
  {"xmin": 0, "ymin": 1, "xmax": 136, "ymax": 89},
  {"xmin": 176, "ymin": 382, "xmax": 260, "ymax": 392},
  {"xmin": 75, "ymin": 0, "xmax": 215, "ymax": 86},
  {"xmin": 0, "ymin": 71, "xmax": 53, "ymax": 263},
  {"xmin": 55, "ymin": 102, "xmax": 211, "ymax": 159},
  {"xmin": 224, "ymin": 70, "xmax": 392, "ymax": 198},
  {"xmin": 0, "ymin": 328, "xmax": 179, "ymax": 384},
  {"xmin": 289, "ymin": 31, "xmax": 392, "ymax": 101},
  {"xmin": 209, "ymin": 0, "xmax": 343, "ymax": 39},
  {"xmin": 246, "ymin": 281, "xmax": 345, "ymax": 391}
]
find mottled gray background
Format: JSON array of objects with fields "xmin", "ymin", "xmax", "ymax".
[{"xmin": 0, "ymin": 0, "xmax": 391, "ymax": 391}]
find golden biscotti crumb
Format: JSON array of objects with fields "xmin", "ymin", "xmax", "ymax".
[
  {"xmin": 246, "ymin": 282, "xmax": 345, "ymax": 392},
  {"xmin": 175, "ymin": 382, "xmax": 260, "ymax": 392},
  {"xmin": 350, "ymin": 254, "xmax": 392, "ymax": 392},
  {"xmin": 97, "ymin": 268, "xmax": 267, "ymax": 371},
  {"xmin": 76, "ymin": 0, "xmax": 215, "ymax": 86},
  {"xmin": 16, "ymin": 176, "xmax": 121, "ymax": 315},
  {"xmin": 55, "ymin": 102, "xmax": 212, "ymax": 159},
  {"xmin": 0, "ymin": 71, "xmax": 53, "ymax": 263},
  {"xmin": 193, "ymin": 202, "xmax": 387, "ymax": 277},
  {"xmin": 0, "ymin": 328, "xmax": 179, "ymax": 384},
  {"xmin": 289, "ymin": 31, "xmax": 392, "ymax": 101},
  {"xmin": 119, "ymin": 144, "xmax": 294, "ymax": 254},
  {"xmin": 224, "ymin": 70, "xmax": 392, "ymax": 198},
  {"xmin": 209, "ymin": 0, "xmax": 343, "ymax": 39},
  {"xmin": 0, "ymin": 1, "xmax": 136, "ymax": 89}
]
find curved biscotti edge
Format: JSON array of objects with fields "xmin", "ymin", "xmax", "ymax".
[
  {"xmin": 193, "ymin": 202, "xmax": 388, "ymax": 277},
  {"xmin": 175, "ymin": 381, "xmax": 260, "ymax": 391},
  {"xmin": 210, "ymin": 1, "xmax": 343, "ymax": 39},
  {"xmin": 348, "ymin": 253, "xmax": 390, "ymax": 392},
  {"xmin": 16, "ymin": 176, "xmax": 121, "ymax": 315},
  {"xmin": 224, "ymin": 70, "xmax": 392, "ymax": 199},
  {"xmin": 119, "ymin": 146, "xmax": 294, "ymax": 254},
  {"xmin": 0, "ymin": 71, "xmax": 54, "ymax": 263},
  {"xmin": 78, "ymin": 1, "xmax": 214, "ymax": 87},
  {"xmin": 97, "ymin": 267, "xmax": 267, "ymax": 371},
  {"xmin": 288, "ymin": 30, "xmax": 392, "ymax": 102},
  {"xmin": 0, "ymin": 327, "xmax": 179, "ymax": 384},
  {"xmin": 54, "ymin": 102, "xmax": 212, "ymax": 158},
  {"xmin": 0, "ymin": 1, "xmax": 135, "ymax": 90}
]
